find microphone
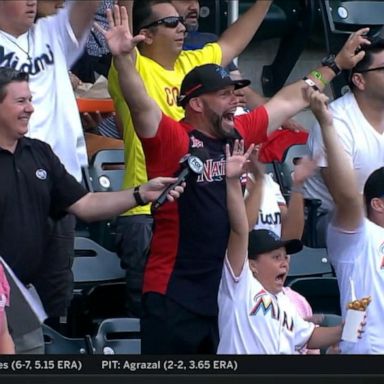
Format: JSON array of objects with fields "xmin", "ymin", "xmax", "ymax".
[{"xmin": 151, "ymin": 148, "xmax": 208, "ymax": 210}]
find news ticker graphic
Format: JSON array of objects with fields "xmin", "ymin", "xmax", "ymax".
[
  {"xmin": 1, "ymin": 355, "xmax": 384, "ymax": 375},
  {"xmin": 0, "ymin": 357, "xmax": 237, "ymax": 375}
]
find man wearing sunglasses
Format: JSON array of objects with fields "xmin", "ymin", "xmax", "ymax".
[
  {"xmin": 98, "ymin": 4, "xmax": 368, "ymax": 354},
  {"xmin": 303, "ymin": 37, "xmax": 384, "ymax": 248},
  {"xmin": 171, "ymin": 0, "xmax": 265, "ymax": 110},
  {"xmin": 107, "ymin": 0, "xmax": 273, "ymax": 321}
]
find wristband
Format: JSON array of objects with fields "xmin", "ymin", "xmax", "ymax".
[
  {"xmin": 291, "ymin": 185, "xmax": 304, "ymax": 194},
  {"xmin": 133, "ymin": 185, "xmax": 147, "ymax": 206},
  {"xmin": 310, "ymin": 70, "xmax": 328, "ymax": 86},
  {"xmin": 303, "ymin": 76, "xmax": 319, "ymax": 91}
]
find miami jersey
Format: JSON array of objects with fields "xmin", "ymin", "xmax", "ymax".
[{"xmin": 218, "ymin": 257, "xmax": 315, "ymax": 354}]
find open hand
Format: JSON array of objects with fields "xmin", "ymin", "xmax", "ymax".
[
  {"xmin": 226, "ymin": 140, "xmax": 254, "ymax": 179},
  {"xmin": 335, "ymin": 27, "xmax": 371, "ymax": 70},
  {"xmin": 94, "ymin": 5, "xmax": 145, "ymax": 57}
]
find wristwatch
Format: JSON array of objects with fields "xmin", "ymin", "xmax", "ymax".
[
  {"xmin": 321, "ymin": 54, "xmax": 341, "ymax": 76},
  {"xmin": 133, "ymin": 185, "xmax": 147, "ymax": 206}
]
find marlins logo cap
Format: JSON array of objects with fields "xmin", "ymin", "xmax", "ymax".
[{"xmin": 177, "ymin": 64, "xmax": 250, "ymax": 107}]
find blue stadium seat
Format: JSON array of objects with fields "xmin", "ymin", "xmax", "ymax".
[
  {"xmin": 72, "ymin": 237, "xmax": 125, "ymax": 286},
  {"xmin": 78, "ymin": 149, "xmax": 125, "ymax": 250},
  {"xmin": 92, "ymin": 318, "xmax": 141, "ymax": 355},
  {"xmin": 43, "ymin": 323, "xmax": 93, "ymax": 354},
  {"xmin": 67, "ymin": 237, "xmax": 126, "ymax": 338},
  {"xmin": 288, "ymin": 276, "xmax": 341, "ymax": 315},
  {"xmin": 287, "ymin": 246, "xmax": 334, "ymax": 285}
]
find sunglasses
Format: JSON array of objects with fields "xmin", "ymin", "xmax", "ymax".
[
  {"xmin": 356, "ymin": 65, "xmax": 384, "ymax": 74},
  {"xmin": 141, "ymin": 16, "xmax": 184, "ymax": 30}
]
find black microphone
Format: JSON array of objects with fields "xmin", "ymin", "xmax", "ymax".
[{"xmin": 152, "ymin": 148, "xmax": 208, "ymax": 210}]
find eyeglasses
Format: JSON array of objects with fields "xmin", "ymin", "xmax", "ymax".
[
  {"xmin": 357, "ymin": 65, "xmax": 384, "ymax": 74},
  {"xmin": 141, "ymin": 16, "xmax": 184, "ymax": 30}
]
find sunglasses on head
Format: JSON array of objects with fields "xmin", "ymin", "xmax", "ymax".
[
  {"xmin": 141, "ymin": 16, "xmax": 184, "ymax": 30},
  {"xmin": 356, "ymin": 65, "xmax": 384, "ymax": 74}
]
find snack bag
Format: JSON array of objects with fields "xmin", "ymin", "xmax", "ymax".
[{"xmin": 341, "ymin": 296, "xmax": 371, "ymax": 342}]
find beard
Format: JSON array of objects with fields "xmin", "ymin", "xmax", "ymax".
[
  {"xmin": 204, "ymin": 103, "xmax": 238, "ymax": 140},
  {"xmin": 185, "ymin": 16, "xmax": 199, "ymax": 33}
]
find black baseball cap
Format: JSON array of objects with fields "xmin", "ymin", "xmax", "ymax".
[
  {"xmin": 177, "ymin": 64, "xmax": 251, "ymax": 107},
  {"xmin": 248, "ymin": 229, "xmax": 303, "ymax": 259},
  {"xmin": 363, "ymin": 167, "xmax": 384, "ymax": 211}
]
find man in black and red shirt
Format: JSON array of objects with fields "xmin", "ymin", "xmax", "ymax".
[{"xmin": 100, "ymin": 5, "xmax": 370, "ymax": 354}]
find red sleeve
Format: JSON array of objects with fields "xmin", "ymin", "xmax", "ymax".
[
  {"xmin": 140, "ymin": 114, "xmax": 190, "ymax": 178},
  {"xmin": 234, "ymin": 106, "xmax": 269, "ymax": 149},
  {"xmin": 258, "ymin": 129, "xmax": 309, "ymax": 163}
]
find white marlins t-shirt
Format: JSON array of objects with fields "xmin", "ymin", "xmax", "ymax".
[
  {"xmin": 304, "ymin": 91, "xmax": 384, "ymax": 211},
  {"xmin": 0, "ymin": 5, "xmax": 88, "ymax": 181},
  {"xmin": 217, "ymin": 257, "xmax": 315, "ymax": 354},
  {"xmin": 327, "ymin": 218, "xmax": 384, "ymax": 354}
]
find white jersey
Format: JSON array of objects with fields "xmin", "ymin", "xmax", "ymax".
[
  {"xmin": 217, "ymin": 257, "xmax": 315, "ymax": 354},
  {"xmin": 0, "ymin": 5, "xmax": 88, "ymax": 181},
  {"xmin": 248, "ymin": 173, "xmax": 286, "ymax": 235},
  {"xmin": 303, "ymin": 91, "xmax": 384, "ymax": 211},
  {"xmin": 327, "ymin": 218, "xmax": 384, "ymax": 354}
]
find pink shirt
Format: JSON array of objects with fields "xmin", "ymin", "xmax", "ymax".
[
  {"xmin": 0, "ymin": 264, "xmax": 10, "ymax": 313},
  {"xmin": 283, "ymin": 287, "xmax": 320, "ymax": 354}
]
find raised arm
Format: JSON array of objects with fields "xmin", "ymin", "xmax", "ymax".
[
  {"xmin": 95, "ymin": 5, "xmax": 162, "ymax": 138},
  {"xmin": 118, "ymin": 0, "xmax": 133, "ymax": 34},
  {"xmin": 308, "ymin": 90, "xmax": 363, "ymax": 230},
  {"xmin": 244, "ymin": 147, "xmax": 264, "ymax": 231},
  {"xmin": 226, "ymin": 141, "xmax": 255, "ymax": 277},
  {"xmin": 67, "ymin": 177, "xmax": 184, "ymax": 222},
  {"xmin": 69, "ymin": 0, "xmax": 101, "ymax": 41},
  {"xmin": 281, "ymin": 157, "xmax": 316, "ymax": 240},
  {"xmin": 218, "ymin": 1, "xmax": 272, "ymax": 67},
  {"xmin": 264, "ymin": 28, "xmax": 370, "ymax": 136}
]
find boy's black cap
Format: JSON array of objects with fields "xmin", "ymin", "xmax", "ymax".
[
  {"xmin": 364, "ymin": 167, "xmax": 384, "ymax": 210},
  {"xmin": 177, "ymin": 64, "xmax": 250, "ymax": 107},
  {"xmin": 248, "ymin": 229, "xmax": 303, "ymax": 259}
]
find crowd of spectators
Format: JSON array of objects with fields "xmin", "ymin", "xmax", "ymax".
[{"xmin": 0, "ymin": 0, "xmax": 382, "ymax": 356}]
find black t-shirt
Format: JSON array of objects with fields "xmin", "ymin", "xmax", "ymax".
[{"xmin": 0, "ymin": 137, "xmax": 87, "ymax": 284}]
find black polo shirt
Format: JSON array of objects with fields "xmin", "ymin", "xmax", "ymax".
[{"xmin": 0, "ymin": 137, "xmax": 87, "ymax": 284}]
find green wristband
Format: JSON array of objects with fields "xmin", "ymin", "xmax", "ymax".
[{"xmin": 310, "ymin": 70, "xmax": 328, "ymax": 86}]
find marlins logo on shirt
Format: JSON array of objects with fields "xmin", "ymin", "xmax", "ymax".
[{"xmin": 250, "ymin": 289, "xmax": 294, "ymax": 332}]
